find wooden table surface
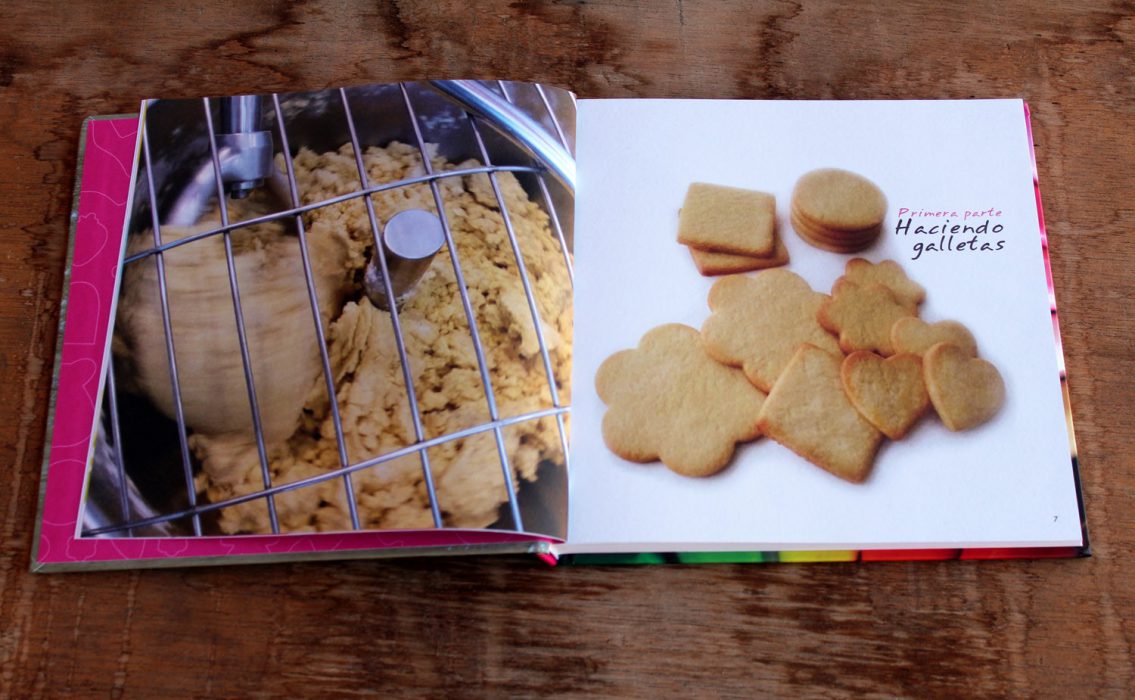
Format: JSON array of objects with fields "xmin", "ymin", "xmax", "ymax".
[{"xmin": 3, "ymin": 1, "xmax": 1133, "ymax": 696}]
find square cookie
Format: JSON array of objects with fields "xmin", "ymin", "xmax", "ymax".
[
  {"xmin": 688, "ymin": 237, "xmax": 789, "ymax": 276},
  {"xmin": 757, "ymin": 344, "xmax": 883, "ymax": 483},
  {"xmin": 678, "ymin": 182, "xmax": 776, "ymax": 256}
]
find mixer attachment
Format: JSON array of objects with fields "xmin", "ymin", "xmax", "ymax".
[{"xmin": 83, "ymin": 80, "xmax": 576, "ymax": 539}]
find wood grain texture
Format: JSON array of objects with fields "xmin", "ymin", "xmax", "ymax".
[{"xmin": 2, "ymin": 0, "xmax": 1134, "ymax": 696}]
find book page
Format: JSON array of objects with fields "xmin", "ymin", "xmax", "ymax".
[
  {"xmin": 568, "ymin": 99, "xmax": 1082, "ymax": 553},
  {"xmin": 73, "ymin": 81, "xmax": 574, "ymax": 551}
]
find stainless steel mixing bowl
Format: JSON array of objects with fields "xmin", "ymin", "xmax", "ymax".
[{"xmin": 84, "ymin": 80, "xmax": 574, "ymax": 539}]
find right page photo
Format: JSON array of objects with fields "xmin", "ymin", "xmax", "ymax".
[{"xmin": 568, "ymin": 99, "xmax": 1083, "ymax": 553}]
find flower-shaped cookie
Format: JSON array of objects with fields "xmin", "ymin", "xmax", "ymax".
[
  {"xmin": 701, "ymin": 269, "xmax": 842, "ymax": 392},
  {"xmin": 818, "ymin": 279, "xmax": 916, "ymax": 356},
  {"xmin": 595, "ymin": 324, "xmax": 766, "ymax": 477},
  {"xmin": 842, "ymin": 258, "xmax": 926, "ymax": 310}
]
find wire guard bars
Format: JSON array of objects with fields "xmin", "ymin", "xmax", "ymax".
[{"xmin": 86, "ymin": 81, "xmax": 574, "ymax": 538}]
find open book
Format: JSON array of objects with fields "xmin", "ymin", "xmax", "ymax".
[{"xmin": 32, "ymin": 80, "xmax": 1087, "ymax": 570}]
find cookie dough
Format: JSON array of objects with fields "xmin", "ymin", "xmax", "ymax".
[{"xmin": 124, "ymin": 141, "xmax": 572, "ymax": 534}]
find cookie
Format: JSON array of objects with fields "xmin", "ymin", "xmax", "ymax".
[
  {"xmin": 689, "ymin": 237, "xmax": 789, "ymax": 276},
  {"xmin": 701, "ymin": 269, "xmax": 842, "ymax": 392},
  {"xmin": 677, "ymin": 182, "xmax": 777, "ymax": 256},
  {"xmin": 791, "ymin": 168, "xmax": 886, "ymax": 253},
  {"xmin": 923, "ymin": 342, "xmax": 1005, "ymax": 431},
  {"xmin": 841, "ymin": 351, "xmax": 930, "ymax": 439},
  {"xmin": 791, "ymin": 205, "xmax": 881, "ymax": 240},
  {"xmin": 891, "ymin": 318, "xmax": 978, "ymax": 357},
  {"xmin": 790, "ymin": 210, "xmax": 880, "ymax": 254},
  {"xmin": 842, "ymin": 258, "xmax": 925, "ymax": 309},
  {"xmin": 790, "ymin": 204, "xmax": 879, "ymax": 243},
  {"xmin": 792, "ymin": 168, "xmax": 887, "ymax": 231},
  {"xmin": 818, "ymin": 279, "xmax": 916, "ymax": 356},
  {"xmin": 595, "ymin": 323, "xmax": 767, "ymax": 477},
  {"xmin": 757, "ymin": 344, "xmax": 883, "ymax": 483},
  {"xmin": 791, "ymin": 229, "xmax": 873, "ymax": 255}
]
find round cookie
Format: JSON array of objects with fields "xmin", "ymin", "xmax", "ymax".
[
  {"xmin": 791, "ymin": 208, "xmax": 880, "ymax": 243},
  {"xmin": 792, "ymin": 168, "xmax": 887, "ymax": 231},
  {"xmin": 791, "ymin": 168, "xmax": 886, "ymax": 253},
  {"xmin": 792, "ymin": 217, "xmax": 880, "ymax": 243},
  {"xmin": 791, "ymin": 207, "xmax": 880, "ymax": 254},
  {"xmin": 791, "ymin": 203, "xmax": 880, "ymax": 238},
  {"xmin": 791, "ymin": 220, "xmax": 879, "ymax": 254}
]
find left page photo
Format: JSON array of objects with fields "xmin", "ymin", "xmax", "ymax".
[{"xmin": 35, "ymin": 80, "xmax": 575, "ymax": 571}]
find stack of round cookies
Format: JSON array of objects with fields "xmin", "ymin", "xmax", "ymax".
[{"xmin": 791, "ymin": 168, "xmax": 886, "ymax": 253}]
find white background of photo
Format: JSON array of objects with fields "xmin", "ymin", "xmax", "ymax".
[{"xmin": 567, "ymin": 98, "xmax": 1082, "ymax": 551}]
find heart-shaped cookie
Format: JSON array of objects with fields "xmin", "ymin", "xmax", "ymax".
[
  {"xmin": 891, "ymin": 318, "xmax": 978, "ymax": 357},
  {"xmin": 841, "ymin": 351, "xmax": 930, "ymax": 439},
  {"xmin": 923, "ymin": 342, "xmax": 1005, "ymax": 431}
]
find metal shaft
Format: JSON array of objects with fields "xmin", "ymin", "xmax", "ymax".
[{"xmin": 218, "ymin": 95, "xmax": 273, "ymax": 199}]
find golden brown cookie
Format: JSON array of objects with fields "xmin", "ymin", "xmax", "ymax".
[
  {"xmin": 891, "ymin": 318, "xmax": 978, "ymax": 357},
  {"xmin": 790, "ymin": 214, "xmax": 880, "ymax": 254},
  {"xmin": 841, "ymin": 351, "xmax": 930, "ymax": 439},
  {"xmin": 923, "ymin": 342, "xmax": 1005, "ymax": 431},
  {"xmin": 842, "ymin": 258, "xmax": 926, "ymax": 309},
  {"xmin": 790, "ymin": 211, "xmax": 878, "ymax": 253},
  {"xmin": 595, "ymin": 324, "xmax": 767, "ymax": 477},
  {"xmin": 677, "ymin": 182, "xmax": 777, "ymax": 256},
  {"xmin": 790, "ymin": 204, "xmax": 879, "ymax": 240},
  {"xmin": 688, "ymin": 238, "xmax": 789, "ymax": 276},
  {"xmin": 818, "ymin": 279, "xmax": 916, "ymax": 356},
  {"xmin": 757, "ymin": 344, "xmax": 883, "ymax": 483},
  {"xmin": 790, "ymin": 168, "xmax": 886, "ymax": 253},
  {"xmin": 792, "ymin": 231, "xmax": 874, "ymax": 255},
  {"xmin": 792, "ymin": 168, "xmax": 887, "ymax": 231},
  {"xmin": 702, "ymin": 269, "xmax": 842, "ymax": 392}
]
